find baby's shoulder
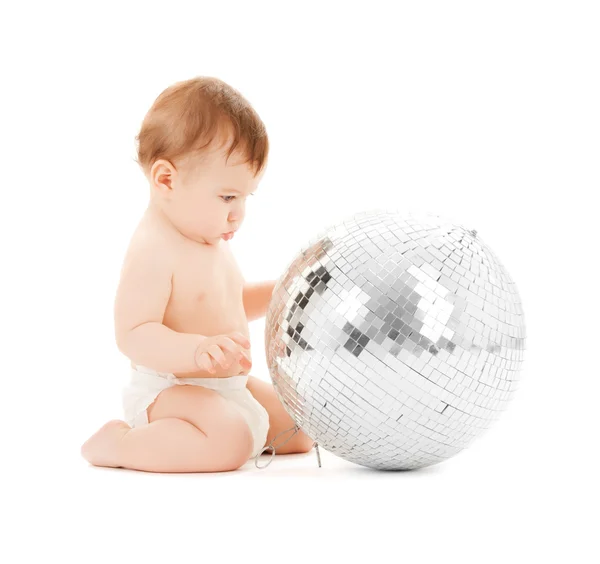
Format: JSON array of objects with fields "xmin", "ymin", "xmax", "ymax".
[{"xmin": 121, "ymin": 220, "xmax": 179, "ymax": 272}]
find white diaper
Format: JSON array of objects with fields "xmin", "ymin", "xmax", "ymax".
[{"xmin": 122, "ymin": 365, "xmax": 270, "ymax": 460}]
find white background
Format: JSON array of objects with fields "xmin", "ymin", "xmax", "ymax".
[{"xmin": 2, "ymin": 1, "xmax": 598, "ymax": 562}]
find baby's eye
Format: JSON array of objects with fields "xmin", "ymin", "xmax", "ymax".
[{"xmin": 221, "ymin": 194, "xmax": 255, "ymax": 203}]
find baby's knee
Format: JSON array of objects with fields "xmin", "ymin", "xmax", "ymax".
[
  {"xmin": 223, "ymin": 415, "xmax": 254, "ymax": 468},
  {"xmin": 210, "ymin": 423, "xmax": 253, "ymax": 470},
  {"xmin": 158, "ymin": 385, "xmax": 253, "ymax": 469}
]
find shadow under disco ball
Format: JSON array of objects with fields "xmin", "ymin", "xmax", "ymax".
[{"xmin": 264, "ymin": 208, "xmax": 526, "ymax": 471}]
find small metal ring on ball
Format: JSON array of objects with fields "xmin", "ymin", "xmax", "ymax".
[{"xmin": 255, "ymin": 445, "xmax": 276, "ymax": 468}]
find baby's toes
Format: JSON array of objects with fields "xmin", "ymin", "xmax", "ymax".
[{"xmin": 81, "ymin": 419, "xmax": 130, "ymax": 468}]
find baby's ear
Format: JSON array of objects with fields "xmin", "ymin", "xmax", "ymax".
[{"xmin": 151, "ymin": 159, "xmax": 175, "ymax": 194}]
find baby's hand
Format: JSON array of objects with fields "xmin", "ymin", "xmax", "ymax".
[{"xmin": 195, "ymin": 332, "xmax": 252, "ymax": 373}]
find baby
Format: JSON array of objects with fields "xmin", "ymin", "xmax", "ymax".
[{"xmin": 80, "ymin": 76, "xmax": 313, "ymax": 473}]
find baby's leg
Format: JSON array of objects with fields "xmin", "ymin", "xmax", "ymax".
[
  {"xmin": 81, "ymin": 418, "xmax": 221, "ymax": 473},
  {"xmin": 81, "ymin": 385, "xmax": 254, "ymax": 473}
]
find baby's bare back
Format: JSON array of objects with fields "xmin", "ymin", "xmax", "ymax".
[{"xmin": 119, "ymin": 213, "xmax": 252, "ymax": 378}]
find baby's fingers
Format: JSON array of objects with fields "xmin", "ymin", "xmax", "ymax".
[
  {"xmin": 216, "ymin": 335, "xmax": 247, "ymax": 357},
  {"xmin": 229, "ymin": 332, "xmax": 251, "ymax": 349},
  {"xmin": 198, "ymin": 352, "xmax": 216, "ymax": 373},
  {"xmin": 240, "ymin": 352, "xmax": 252, "ymax": 369},
  {"xmin": 208, "ymin": 344, "xmax": 229, "ymax": 369}
]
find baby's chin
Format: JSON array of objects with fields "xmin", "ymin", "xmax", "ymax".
[{"xmin": 205, "ymin": 233, "xmax": 228, "ymax": 245}]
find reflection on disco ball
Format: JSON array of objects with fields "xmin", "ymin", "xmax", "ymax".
[{"xmin": 264, "ymin": 209, "xmax": 526, "ymax": 470}]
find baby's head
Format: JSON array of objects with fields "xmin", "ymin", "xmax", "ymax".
[{"xmin": 135, "ymin": 76, "xmax": 269, "ymax": 245}]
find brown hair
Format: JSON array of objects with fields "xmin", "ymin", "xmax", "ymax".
[{"xmin": 134, "ymin": 76, "xmax": 269, "ymax": 179}]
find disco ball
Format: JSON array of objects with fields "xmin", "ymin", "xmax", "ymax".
[{"xmin": 264, "ymin": 209, "xmax": 526, "ymax": 470}]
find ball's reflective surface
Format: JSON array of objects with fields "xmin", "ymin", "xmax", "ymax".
[{"xmin": 265, "ymin": 209, "xmax": 526, "ymax": 470}]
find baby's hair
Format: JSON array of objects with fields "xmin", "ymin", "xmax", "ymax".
[{"xmin": 134, "ymin": 76, "xmax": 269, "ymax": 178}]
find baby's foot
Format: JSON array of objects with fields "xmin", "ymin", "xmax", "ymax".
[{"xmin": 81, "ymin": 419, "xmax": 131, "ymax": 468}]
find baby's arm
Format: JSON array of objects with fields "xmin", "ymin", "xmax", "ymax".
[{"xmin": 114, "ymin": 245, "xmax": 204, "ymax": 374}]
